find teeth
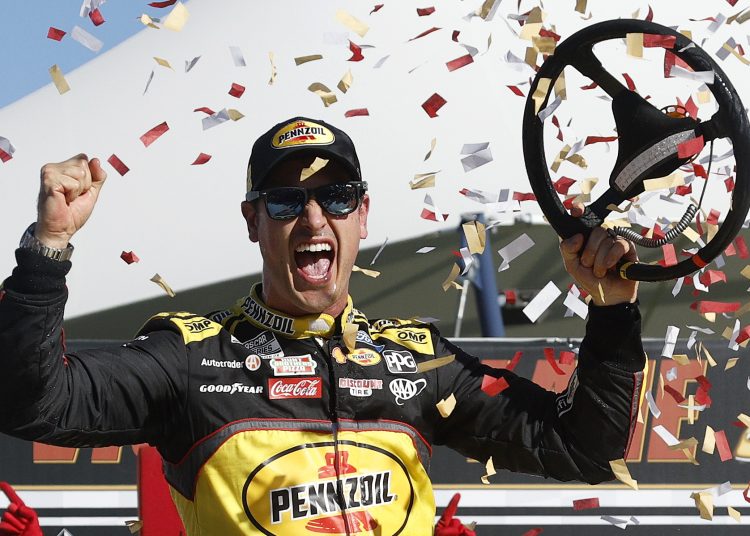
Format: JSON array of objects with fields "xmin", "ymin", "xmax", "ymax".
[{"xmin": 296, "ymin": 243, "xmax": 332, "ymax": 253}]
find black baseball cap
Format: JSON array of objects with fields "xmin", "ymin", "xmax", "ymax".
[{"xmin": 246, "ymin": 116, "xmax": 362, "ymax": 193}]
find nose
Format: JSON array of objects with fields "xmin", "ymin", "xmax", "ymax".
[{"xmin": 299, "ymin": 197, "xmax": 327, "ymax": 231}]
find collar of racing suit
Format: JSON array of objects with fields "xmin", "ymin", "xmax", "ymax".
[{"xmin": 236, "ymin": 283, "xmax": 357, "ymax": 340}]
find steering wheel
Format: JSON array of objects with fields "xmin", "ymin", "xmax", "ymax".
[{"xmin": 523, "ymin": 19, "xmax": 750, "ymax": 282}]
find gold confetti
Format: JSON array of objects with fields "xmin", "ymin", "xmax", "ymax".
[
  {"xmin": 532, "ymin": 35, "xmax": 556, "ymax": 54},
  {"xmin": 609, "ymin": 459, "xmax": 638, "ymax": 490},
  {"xmin": 410, "ymin": 173, "xmax": 437, "ymax": 189},
  {"xmin": 738, "ymin": 413, "xmax": 750, "ymax": 428},
  {"xmin": 480, "ymin": 457, "xmax": 496, "ymax": 484},
  {"xmin": 337, "ymin": 69, "xmax": 353, "ymax": 93},
  {"xmin": 597, "ymin": 282, "xmax": 605, "ymax": 304},
  {"xmin": 153, "ymin": 57, "xmax": 173, "ymax": 69},
  {"xmin": 436, "ymin": 394, "xmax": 457, "ymax": 418},
  {"xmin": 554, "ymin": 71, "xmax": 567, "ymax": 100},
  {"xmin": 575, "ymin": 0, "xmax": 587, "ymax": 14},
  {"xmin": 728, "ymin": 506, "xmax": 742, "ymax": 523},
  {"xmin": 441, "ymin": 263, "xmax": 461, "ymax": 292},
  {"xmin": 150, "ymin": 273, "xmax": 176, "ymax": 297},
  {"xmin": 741, "ymin": 265, "xmax": 750, "ymax": 279},
  {"xmin": 626, "ymin": 33, "xmax": 644, "ymax": 58},
  {"xmin": 697, "ymin": 88, "xmax": 712, "ymax": 104},
  {"xmin": 532, "ymin": 77, "xmax": 552, "ymax": 114},
  {"xmin": 295, "ymin": 55, "xmax": 323, "ymax": 66},
  {"xmin": 352, "ymin": 265, "xmax": 381, "ymax": 278},
  {"xmin": 335, "ymin": 9, "xmax": 369, "ymax": 37},
  {"xmin": 49, "ymin": 65, "xmax": 70, "ymax": 95},
  {"xmin": 308, "ymin": 82, "xmax": 337, "ymax": 107},
  {"xmin": 725, "ymin": 357, "xmax": 739, "ymax": 370},
  {"xmin": 690, "ymin": 491, "xmax": 713, "ymax": 520},
  {"xmin": 424, "ymin": 138, "xmax": 437, "ymax": 160},
  {"xmin": 687, "ymin": 394, "xmax": 696, "ymax": 425},
  {"xmin": 524, "ymin": 47, "xmax": 538, "ymax": 69},
  {"xmin": 227, "ymin": 109, "xmax": 244, "ymax": 121},
  {"xmin": 702, "ymin": 425, "xmax": 716, "ymax": 454},
  {"xmin": 462, "ymin": 221, "xmax": 486, "ymax": 255},
  {"xmin": 139, "ymin": 14, "xmax": 160, "ymax": 29},
  {"xmin": 417, "ymin": 354, "xmax": 455, "ymax": 373},
  {"xmin": 342, "ymin": 320, "xmax": 358, "ymax": 352},
  {"xmin": 268, "ymin": 52, "xmax": 277, "ymax": 85},
  {"xmin": 300, "ymin": 157, "xmax": 329, "ymax": 181},
  {"xmin": 477, "ymin": 0, "xmax": 500, "ymax": 19},
  {"xmin": 700, "ymin": 343, "xmax": 717, "ymax": 367},
  {"xmin": 163, "ymin": 1, "xmax": 189, "ymax": 31},
  {"xmin": 125, "ymin": 520, "xmax": 144, "ymax": 534},
  {"xmin": 672, "ymin": 354, "xmax": 690, "ymax": 366}
]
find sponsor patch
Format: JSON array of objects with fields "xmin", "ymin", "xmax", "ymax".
[
  {"xmin": 201, "ymin": 357, "xmax": 243, "ymax": 369},
  {"xmin": 271, "ymin": 119, "xmax": 335, "ymax": 149},
  {"xmin": 375, "ymin": 326, "xmax": 433, "ymax": 355},
  {"xmin": 556, "ymin": 369, "xmax": 579, "ymax": 416},
  {"xmin": 170, "ymin": 316, "xmax": 223, "ymax": 344},
  {"xmin": 242, "ymin": 297, "xmax": 295, "ymax": 335},
  {"xmin": 270, "ymin": 354, "xmax": 318, "ymax": 376},
  {"xmin": 268, "ymin": 377, "xmax": 322, "ymax": 400},
  {"xmin": 338, "ymin": 377, "xmax": 383, "ymax": 397},
  {"xmin": 199, "ymin": 383, "xmax": 263, "ymax": 394},
  {"xmin": 383, "ymin": 350, "xmax": 418, "ymax": 374},
  {"xmin": 243, "ymin": 330, "xmax": 284, "ymax": 359},
  {"xmin": 346, "ymin": 348, "xmax": 382, "ymax": 367},
  {"xmin": 355, "ymin": 330, "xmax": 385, "ymax": 351},
  {"xmin": 245, "ymin": 354, "xmax": 262, "ymax": 372},
  {"xmin": 332, "ymin": 346, "xmax": 347, "ymax": 365},
  {"xmin": 389, "ymin": 378, "xmax": 427, "ymax": 405}
]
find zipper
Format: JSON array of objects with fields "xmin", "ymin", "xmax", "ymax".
[{"xmin": 313, "ymin": 336, "xmax": 352, "ymax": 536}]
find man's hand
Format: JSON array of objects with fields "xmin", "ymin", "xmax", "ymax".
[
  {"xmin": 36, "ymin": 154, "xmax": 107, "ymax": 249},
  {"xmin": 560, "ymin": 218, "xmax": 638, "ymax": 307}
]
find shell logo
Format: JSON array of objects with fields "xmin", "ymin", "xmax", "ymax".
[
  {"xmin": 346, "ymin": 348, "xmax": 382, "ymax": 367},
  {"xmin": 242, "ymin": 441, "xmax": 414, "ymax": 535}
]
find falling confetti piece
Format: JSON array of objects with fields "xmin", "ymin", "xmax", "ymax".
[
  {"xmin": 120, "ymin": 251, "xmax": 140, "ymax": 264},
  {"xmin": 348, "ymin": 40, "xmax": 364, "ymax": 61},
  {"xmin": 300, "ymin": 157, "xmax": 329, "ymax": 181},
  {"xmin": 436, "ymin": 393, "xmax": 456, "ymax": 418},
  {"xmin": 49, "ymin": 65, "xmax": 71, "ymax": 95},
  {"xmin": 140, "ymin": 121, "xmax": 169, "ymax": 147},
  {"xmin": 544, "ymin": 347, "xmax": 566, "ymax": 375},
  {"xmin": 191, "ymin": 153, "xmax": 212, "ymax": 165},
  {"xmin": 573, "ymin": 498, "xmax": 600, "ymax": 510},
  {"xmin": 107, "ymin": 154, "xmax": 129, "ymax": 176},
  {"xmin": 89, "ymin": 8, "xmax": 105, "ymax": 26},
  {"xmin": 47, "ymin": 27, "xmax": 66, "ymax": 41},
  {"xmin": 150, "ymin": 273, "xmax": 175, "ymax": 297},
  {"xmin": 71, "ymin": 25, "xmax": 103, "ymax": 52},
  {"xmin": 149, "ymin": 0, "xmax": 177, "ymax": 7},
  {"xmin": 337, "ymin": 69, "xmax": 353, "ymax": 93},
  {"xmin": 335, "ymin": 9, "xmax": 369, "ymax": 37},
  {"xmin": 344, "ymin": 108, "xmax": 369, "ymax": 118},
  {"xmin": 409, "ymin": 26, "xmax": 441, "ymax": 41},
  {"xmin": 417, "ymin": 6, "xmax": 436, "ymax": 16},
  {"xmin": 480, "ymin": 457, "xmax": 495, "ymax": 484},
  {"xmin": 0, "ymin": 137, "xmax": 16, "ymax": 163},
  {"xmin": 523, "ymin": 282, "xmax": 561, "ymax": 323},
  {"xmin": 229, "ymin": 46, "xmax": 246, "ymax": 67},
  {"xmin": 268, "ymin": 52, "xmax": 277, "ymax": 85},
  {"xmin": 308, "ymin": 82, "xmax": 338, "ymax": 107},
  {"xmin": 371, "ymin": 4, "xmax": 384, "ymax": 14},
  {"xmin": 481, "ymin": 375, "xmax": 509, "ymax": 396},
  {"xmin": 421, "ymin": 93, "xmax": 446, "ymax": 117},
  {"xmin": 446, "ymin": 54, "xmax": 474, "ymax": 72},
  {"xmin": 609, "ymin": 459, "xmax": 638, "ymax": 490},
  {"xmin": 424, "ymin": 138, "xmax": 436, "ymax": 160},
  {"xmin": 417, "ymin": 355, "xmax": 455, "ymax": 373},
  {"xmin": 185, "ymin": 56, "xmax": 201, "ymax": 72},
  {"xmin": 410, "ymin": 172, "xmax": 437, "ymax": 189},
  {"xmin": 295, "ymin": 54, "xmax": 323, "ymax": 66},
  {"xmin": 352, "ymin": 265, "xmax": 380, "ymax": 278},
  {"xmin": 229, "ymin": 82, "xmax": 246, "ymax": 98},
  {"xmin": 163, "ymin": 1, "xmax": 189, "ymax": 31}
]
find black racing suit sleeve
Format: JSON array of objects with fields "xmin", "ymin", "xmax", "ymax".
[
  {"xmin": 432, "ymin": 301, "xmax": 645, "ymax": 484},
  {"xmin": 0, "ymin": 249, "xmax": 188, "ymax": 448}
]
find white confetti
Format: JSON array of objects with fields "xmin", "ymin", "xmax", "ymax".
[
  {"xmin": 370, "ymin": 237, "xmax": 388, "ymax": 265},
  {"xmin": 662, "ymin": 325, "xmax": 679, "ymax": 358},
  {"xmin": 538, "ymin": 95, "xmax": 562, "ymax": 121},
  {"xmin": 416, "ymin": 247, "xmax": 435, "ymax": 254},
  {"xmin": 669, "ymin": 65, "xmax": 715, "ymax": 84},
  {"xmin": 230, "ymin": 46, "xmax": 246, "ymax": 67},
  {"xmin": 522, "ymin": 281, "xmax": 562, "ymax": 323},
  {"xmin": 185, "ymin": 56, "xmax": 201, "ymax": 72},
  {"xmin": 563, "ymin": 287, "xmax": 588, "ymax": 319},
  {"xmin": 202, "ymin": 108, "xmax": 231, "ymax": 130},
  {"xmin": 71, "ymin": 25, "xmax": 103, "ymax": 53},
  {"xmin": 497, "ymin": 233, "xmax": 535, "ymax": 271},
  {"xmin": 653, "ymin": 424, "xmax": 680, "ymax": 447},
  {"xmin": 143, "ymin": 70, "xmax": 154, "ymax": 95},
  {"xmin": 666, "ymin": 367, "xmax": 678, "ymax": 381},
  {"xmin": 645, "ymin": 391, "xmax": 662, "ymax": 418}
]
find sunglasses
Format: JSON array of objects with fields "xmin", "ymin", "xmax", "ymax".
[{"xmin": 246, "ymin": 181, "xmax": 368, "ymax": 221}]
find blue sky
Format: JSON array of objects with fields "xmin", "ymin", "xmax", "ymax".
[{"xmin": 0, "ymin": 1, "xmax": 171, "ymax": 109}]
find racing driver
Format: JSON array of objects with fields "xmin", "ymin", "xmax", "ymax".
[{"xmin": 0, "ymin": 116, "xmax": 645, "ymax": 535}]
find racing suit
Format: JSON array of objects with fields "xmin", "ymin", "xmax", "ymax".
[{"xmin": 0, "ymin": 249, "xmax": 646, "ymax": 535}]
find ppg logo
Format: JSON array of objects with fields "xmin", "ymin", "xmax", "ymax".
[
  {"xmin": 383, "ymin": 350, "xmax": 417, "ymax": 374},
  {"xmin": 389, "ymin": 378, "xmax": 427, "ymax": 405}
]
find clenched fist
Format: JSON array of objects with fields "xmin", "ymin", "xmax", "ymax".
[{"xmin": 36, "ymin": 154, "xmax": 107, "ymax": 249}]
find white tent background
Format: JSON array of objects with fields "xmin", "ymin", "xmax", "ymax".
[{"xmin": 0, "ymin": 0, "xmax": 747, "ymax": 319}]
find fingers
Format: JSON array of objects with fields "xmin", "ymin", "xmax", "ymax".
[
  {"xmin": 88, "ymin": 157, "xmax": 108, "ymax": 190},
  {"xmin": 583, "ymin": 228, "xmax": 637, "ymax": 278},
  {"xmin": 559, "ymin": 233, "xmax": 584, "ymax": 270},
  {"xmin": 40, "ymin": 154, "xmax": 92, "ymax": 203}
]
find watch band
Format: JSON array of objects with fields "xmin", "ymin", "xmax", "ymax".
[{"xmin": 19, "ymin": 223, "xmax": 74, "ymax": 262}]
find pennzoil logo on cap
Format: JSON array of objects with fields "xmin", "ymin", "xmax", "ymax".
[{"xmin": 272, "ymin": 120, "xmax": 334, "ymax": 149}]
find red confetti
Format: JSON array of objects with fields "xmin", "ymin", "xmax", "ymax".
[
  {"xmin": 664, "ymin": 384, "xmax": 685, "ymax": 403},
  {"xmin": 481, "ymin": 375, "xmax": 510, "ymax": 396},
  {"xmin": 544, "ymin": 347, "xmax": 565, "ymax": 375},
  {"xmin": 706, "ymin": 208, "xmax": 720, "ymax": 225},
  {"xmin": 585, "ymin": 135, "xmax": 618, "ymax": 145},
  {"xmin": 504, "ymin": 290, "xmax": 517, "ymax": 306},
  {"xmin": 551, "ymin": 116, "xmax": 563, "ymax": 141},
  {"xmin": 47, "ymin": 27, "xmax": 66, "ymax": 41},
  {"xmin": 89, "ymin": 8, "xmax": 105, "ymax": 26},
  {"xmin": 422, "ymin": 93, "xmax": 446, "ymax": 118},
  {"xmin": 191, "ymin": 152, "xmax": 212, "ymax": 165},
  {"xmin": 664, "ymin": 51, "xmax": 691, "ymax": 78},
  {"xmin": 675, "ymin": 184, "xmax": 692, "ymax": 196},
  {"xmin": 420, "ymin": 208, "xmax": 449, "ymax": 221},
  {"xmin": 693, "ymin": 301, "xmax": 741, "ymax": 314},
  {"xmin": 507, "ymin": 351, "xmax": 522, "ymax": 371},
  {"xmin": 228, "ymin": 83, "xmax": 246, "ymax": 98},
  {"xmin": 735, "ymin": 236, "xmax": 749, "ymax": 258},
  {"xmin": 677, "ymin": 135, "xmax": 705, "ymax": 159},
  {"xmin": 370, "ymin": 3, "xmax": 384, "ymax": 14},
  {"xmin": 107, "ymin": 154, "xmax": 129, "ymax": 176},
  {"xmin": 684, "ymin": 96, "xmax": 698, "ymax": 120},
  {"xmin": 539, "ymin": 28, "xmax": 561, "ymax": 42},
  {"xmin": 580, "ymin": 81, "xmax": 598, "ymax": 90},
  {"xmin": 662, "ymin": 243, "xmax": 678, "ymax": 267},
  {"xmin": 148, "ymin": 0, "xmax": 177, "ymax": 7},
  {"xmin": 733, "ymin": 324, "xmax": 748, "ymax": 343},
  {"xmin": 715, "ymin": 430, "xmax": 733, "ymax": 461},
  {"xmin": 507, "ymin": 85, "xmax": 524, "ymax": 97},
  {"xmin": 452, "ymin": 30, "xmax": 460, "ymax": 42},
  {"xmin": 193, "ymin": 107, "xmax": 215, "ymax": 115},
  {"xmin": 622, "ymin": 73, "xmax": 637, "ymax": 92},
  {"xmin": 522, "ymin": 530, "xmax": 543, "ymax": 536},
  {"xmin": 725, "ymin": 176, "xmax": 735, "ymax": 192},
  {"xmin": 409, "ymin": 26, "xmax": 441, "ymax": 41},
  {"xmin": 348, "ymin": 40, "xmax": 364, "ymax": 62},
  {"xmin": 645, "ymin": 5, "xmax": 654, "ymax": 21},
  {"xmin": 0, "ymin": 148, "xmax": 12, "ymax": 163},
  {"xmin": 727, "ymin": 0, "xmax": 740, "ymax": 6},
  {"xmin": 573, "ymin": 498, "xmax": 600, "ymax": 511},
  {"xmin": 553, "ymin": 177, "xmax": 576, "ymax": 195},
  {"xmin": 140, "ymin": 121, "xmax": 169, "ymax": 147},
  {"xmin": 417, "ymin": 6, "xmax": 435, "ymax": 16},
  {"xmin": 695, "ymin": 386, "xmax": 712, "ymax": 407},
  {"xmin": 559, "ymin": 351, "xmax": 576, "ymax": 365},
  {"xmin": 744, "ymin": 483, "xmax": 750, "ymax": 503},
  {"xmin": 692, "ymin": 163, "xmax": 707, "ymax": 178},
  {"xmin": 643, "ymin": 34, "xmax": 676, "ymax": 48},
  {"xmin": 725, "ymin": 242, "xmax": 737, "ymax": 256},
  {"xmin": 345, "ymin": 108, "xmax": 370, "ymax": 118},
  {"xmin": 698, "ymin": 270, "xmax": 726, "ymax": 288},
  {"xmin": 120, "ymin": 251, "xmax": 140, "ymax": 264},
  {"xmin": 446, "ymin": 54, "xmax": 474, "ymax": 72},
  {"xmin": 513, "ymin": 192, "xmax": 537, "ymax": 202}
]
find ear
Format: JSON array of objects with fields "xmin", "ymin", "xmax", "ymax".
[
  {"xmin": 358, "ymin": 194, "xmax": 370, "ymax": 239},
  {"xmin": 241, "ymin": 201, "xmax": 260, "ymax": 242}
]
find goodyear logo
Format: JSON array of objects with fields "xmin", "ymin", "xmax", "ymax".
[
  {"xmin": 347, "ymin": 348, "xmax": 382, "ymax": 367},
  {"xmin": 271, "ymin": 120, "xmax": 334, "ymax": 149}
]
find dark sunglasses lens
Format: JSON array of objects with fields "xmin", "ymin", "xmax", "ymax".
[
  {"xmin": 319, "ymin": 184, "xmax": 359, "ymax": 215},
  {"xmin": 265, "ymin": 188, "xmax": 305, "ymax": 219}
]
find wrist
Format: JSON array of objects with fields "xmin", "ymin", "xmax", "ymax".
[
  {"xmin": 20, "ymin": 223, "xmax": 74, "ymax": 262},
  {"xmin": 33, "ymin": 228, "xmax": 71, "ymax": 250}
]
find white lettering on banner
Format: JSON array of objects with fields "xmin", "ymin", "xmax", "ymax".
[
  {"xmin": 270, "ymin": 355, "xmax": 318, "ymax": 376},
  {"xmin": 201, "ymin": 357, "xmax": 242, "ymax": 369},
  {"xmin": 268, "ymin": 377, "xmax": 322, "ymax": 399},
  {"xmin": 243, "ymin": 297, "xmax": 295, "ymax": 335},
  {"xmin": 383, "ymin": 350, "xmax": 418, "ymax": 374},
  {"xmin": 199, "ymin": 383, "xmax": 263, "ymax": 394},
  {"xmin": 338, "ymin": 377, "xmax": 383, "ymax": 397},
  {"xmin": 243, "ymin": 330, "xmax": 284, "ymax": 359},
  {"xmin": 389, "ymin": 378, "xmax": 427, "ymax": 405}
]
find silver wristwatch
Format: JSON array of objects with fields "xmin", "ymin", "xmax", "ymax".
[{"xmin": 19, "ymin": 223, "xmax": 74, "ymax": 262}]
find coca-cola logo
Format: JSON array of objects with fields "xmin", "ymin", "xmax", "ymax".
[{"xmin": 268, "ymin": 377, "xmax": 323, "ymax": 400}]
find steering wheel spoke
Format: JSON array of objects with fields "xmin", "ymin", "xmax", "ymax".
[{"xmin": 570, "ymin": 48, "xmax": 629, "ymax": 98}]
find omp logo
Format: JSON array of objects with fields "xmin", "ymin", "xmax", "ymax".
[
  {"xmin": 185, "ymin": 319, "xmax": 213, "ymax": 333},
  {"xmin": 243, "ymin": 443, "xmax": 414, "ymax": 535},
  {"xmin": 383, "ymin": 350, "xmax": 417, "ymax": 374},
  {"xmin": 199, "ymin": 383, "xmax": 263, "ymax": 394},
  {"xmin": 397, "ymin": 329, "xmax": 427, "ymax": 344},
  {"xmin": 271, "ymin": 120, "xmax": 335, "ymax": 149},
  {"xmin": 389, "ymin": 379, "xmax": 427, "ymax": 406}
]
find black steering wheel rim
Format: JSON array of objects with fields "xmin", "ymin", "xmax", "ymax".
[{"xmin": 523, "ymin": 19, "xmax": 750, "ymax": 282}]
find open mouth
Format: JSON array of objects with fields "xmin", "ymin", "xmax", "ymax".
[{"xmin": 295, "ymin": 242, "xmax": 335, "ymax": 283}]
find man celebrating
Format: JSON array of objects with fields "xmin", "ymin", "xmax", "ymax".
[{"xmin": 0, "ymin": 117, "xmax": 645, "ymax": 535}]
